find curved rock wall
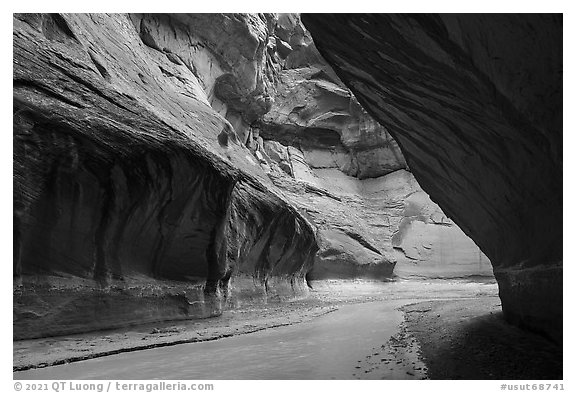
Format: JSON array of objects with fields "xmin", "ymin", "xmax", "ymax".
[
  {"xmin": 259, "ymin": 67, "xmax": 407, "ymax": 179},
  {"xmin": 13, "ymin": 13, "xmax": 500, "ymax": 340},
  {"xmin": 302, "ymin": 14, "xmax": 562, "ymax": 342},
  {"xmin": 254, "ymin": 14, "xmax": 491, "ymax": 280},
  {"xmin": 13, "ymin": 13, "xmax": 316, "ymax": 339}
]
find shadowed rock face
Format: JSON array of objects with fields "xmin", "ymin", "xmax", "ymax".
[
  {"xmin": 13, "ymin": 13, "xmax": 317, "ymax": 339},
  {"xmin": 302, "ymin": 14, "xmax": 562, "ymax": 342}
]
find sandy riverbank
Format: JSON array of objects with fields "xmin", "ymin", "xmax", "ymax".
[{"xmin": 401, "ymin": 299, "xmax": 562, "ymax": 379}]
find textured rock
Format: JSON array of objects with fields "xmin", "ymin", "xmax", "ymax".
[
  {"xmin": 13, "ymin": 13, "xmax": 500, "ymax": 340},
  {"xmin": 259, "ymin": 49, "xmax": 407, "ymax": 180},
  {"xmin": 274, "ymin": 167, "xmax": 490, "ymax": 281},
  {"xmin": 303, "ymin": 14, "xmax": 562, "ymax": 342},
  {"xmin": 257, "ymin": 15, "xmax": 489, "ymax": 280},
  {"xmin": 13, "ymin": 13, "xmax": 316, "ymax": 339}
]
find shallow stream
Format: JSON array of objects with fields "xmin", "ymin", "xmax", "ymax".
[{"xmin": 15, "ymin": 299, "xmax": 425, "ymax": 380}]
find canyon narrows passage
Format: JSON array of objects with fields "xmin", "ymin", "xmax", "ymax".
[{"xmin": 13, "ymin": 13, "xmax": 562, "ymax": 380}]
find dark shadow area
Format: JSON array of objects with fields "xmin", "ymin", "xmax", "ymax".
[{"xmin": 402, "ymin": 299, "xmax": 562, "ymax": 380}]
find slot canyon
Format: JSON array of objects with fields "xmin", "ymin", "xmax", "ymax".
[{"xmin": 13, "ymin": 13, "xmax": 562, "ymax": 380}]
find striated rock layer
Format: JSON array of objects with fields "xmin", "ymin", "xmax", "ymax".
[
  {"xmin": 302, "ymin": 14, "xmax": 562, "ymax": 343},
  {"xmin": 13, "ymin": 13, "xmax": 316, "ymax": 339}
]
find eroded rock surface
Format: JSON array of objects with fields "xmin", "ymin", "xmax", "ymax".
[
  {"xmin": 302, "ymin": 14, "xmax": 562, "ymax": 342},
  {"xmin": 252, "ymin": 15, "xmax": 491, "ymax": 280},
  {"xmin": 13, "ymin": 13, "xmax": 316, "ymax": 339},
  {"xmin": 13, "ymin": 13, "xmax": 494, "ymax": 339}
]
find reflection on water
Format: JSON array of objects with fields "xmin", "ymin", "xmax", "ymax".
[{"xmin": 15, "ymin": 299, "xmax": 421, "ymax": 380}]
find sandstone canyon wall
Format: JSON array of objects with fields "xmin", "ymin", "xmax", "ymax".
[
  {"xmin": 13, "ymin": 13, "xmax": 318, "ymax": 339},
  {"xmin": 14, "ymin": 13, "xmax": 492, "ymax": 340},
  {"xmin": 302, "ymin": 14, "xmax": 562, "ymax": 343},
  {"xmin": 251, "ymin": 15, "xmax": 492, "ymax": 280}
]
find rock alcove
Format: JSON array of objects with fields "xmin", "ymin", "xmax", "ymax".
[{"xmin": 13, "ymin": 13, "xmax": 560, "ymax": 351}]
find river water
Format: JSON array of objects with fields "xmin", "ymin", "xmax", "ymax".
[{"xmin": 15, "ymin": 299, "xmax": 425, "ymax": 380}]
